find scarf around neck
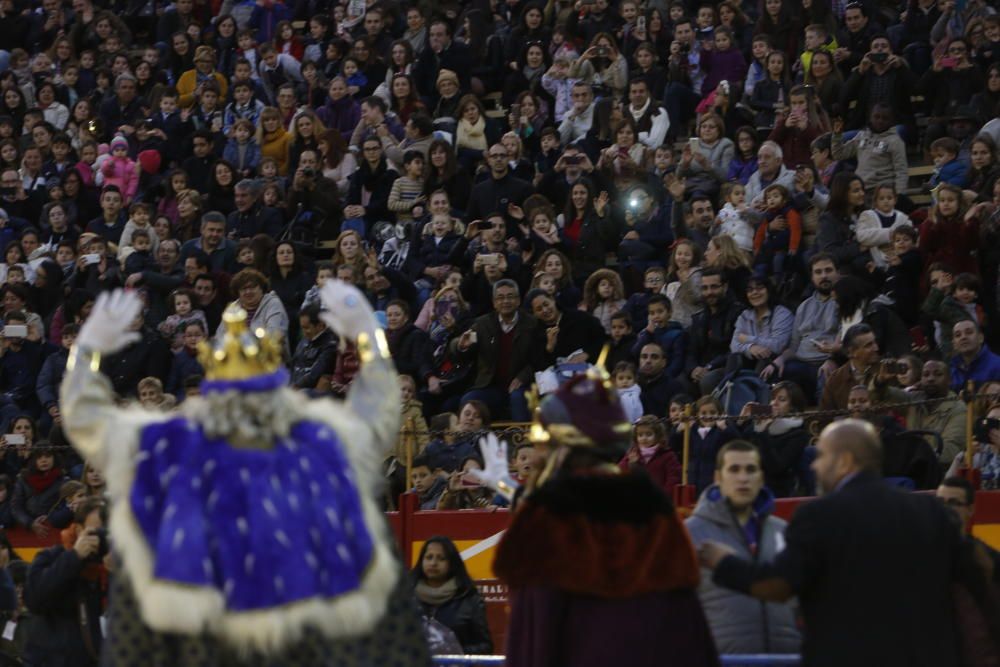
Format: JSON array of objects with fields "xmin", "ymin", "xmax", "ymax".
[
  {"xmin": 415, "ymin": 577, "xmax": 459, "ymax": 606},
  {"xmin": 26, "ymin": 466, "xmax": 62, "ymax": 494},
  {"xmin": 457, "ymin": 115, "xmax": 487, "ymax": 151}
]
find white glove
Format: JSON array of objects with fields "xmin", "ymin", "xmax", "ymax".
[
  {"xmin": 76, "ymin": 290, "xmax": 143, "ymax": 355},
  {"xmin": 464, "ymin": 432, "xmax": 516, "ymax": 495},
  {"xmin": 318, "ymin": 279, "xmax": 379, "ymax": 342}
]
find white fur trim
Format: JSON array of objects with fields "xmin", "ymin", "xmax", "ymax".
[{"xmin": 96, "ymin": 390, "xmax": 399, "ymax": 653}]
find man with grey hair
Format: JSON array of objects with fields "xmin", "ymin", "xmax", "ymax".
[
  {"xmin": 744, "ymin": 141, "xmax": 795, "ymax": 205},
  {"xmin": 450, "ymin": 278, "xmax": 544, "ymax": 421},
  {"xmin": 98, "ymin": 72, "xmax": 144, "ymax": 139},
  {"xmin": 699, "ymin": 419, "xmax": 978, "ymax": 667},
  {"xmin": 226, "ymin": 179, "xmax": 283, "ymax": 240}
]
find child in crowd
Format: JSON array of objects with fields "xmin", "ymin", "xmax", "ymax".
[
  {"xmin": 410, "ymin": 455, "xmax": 446, "ymax": 510},
  {"xmin": 670, "ymin": 395, "xmax": 737, "ymax": 494},
  {"xmin": 512, "ymin": 443, "xmax": 540, "ymax": 485},
  {"xmin": 607, "ymin": 310, "xmax": 638, "ymax": 371},
  {"xmin": 74, "ymin": 141, "xmax": 101, "ymax": 188},
  {"xmin": 700, "ymin": 27, "xmax": 746, "ymax": 98},
  {"xmin": 137, "ymin": 377, "xmax": 177, "ymax": 411},
  {"xmin": 923, "ymin": 268, "xmax": 986, "ymax": 356},
  {"xmin": 302, "ymin": 261, "xmax": 335, "ymax": 309},
  {"xmin": 632, "ymin": 295, "xmax": 688, "ymax": 378},
  {"xmin": 224, "ymin": 80, "xmax": 266, "ymax": 136},
  {"xmin": 541, "ymin": 56, "xmax": 578, "ymax": 122},
  {"xmin": 123, "ymin": 229, "xmax": 158, "ymax": 274},
  {"xmin": 100, "ymin": 135, "xmax": 139, "ymax": 205},
  {"xmin": 625, "ymin": 266, "xmax": 667, "ymax": 332},
  {"xmin": 118, "ymin": 202, "xmax": 159, "ymax": 260},
  {"xmin": 340, "ymin": 57, "xmax": 367, "ymax": 97},
  {"xmin": 258, "ymin": 156, "xmax": 281, "ymax": 185},
  {"xmin": 715, "ymin": 181, "xmax": 754, "ymax": 253},
  {"xmin": 395, "ymin": 374, "xmax": 430, "ymax": 463},
  {"xmin": 222, "ymin": 118, "xmax": 262, "ymax": 178},
  {"xmin": 668, "ymin": 394, "xmax": 694, "ymax": 437},
  {"xmin": 620, "ymin": 415, "xmax": 681, "ymax": 496},
  {"xmin": 798, "ymin": 23, "xmax": 837, "ymax": 75},
  {"xmin": 856, "ymin": 184, "xmax": 912, "ymax": 269},
  {"xmin": 47, "ymin": 480, "xmax": 86, "ymax": 529},
  {"xmin": 884, "ymin": 225, "xmax": 923, "ymax": 326},
  {"xmin": 236, "ymin": 30, "xmax": 260, "ymax": 78},
  {"xmin": 388, "ymin": 151, "xmax": 427, "ymax": 224},
  {"xmin": 613, "ymin": 361, "xmax": 644, "ymax": 424},
  {"xmin": 929, "ymin": 137, "xmax": 969, "ymax": 188},
  {"xmin": 582, "ymin": 269, "xmax": 627, "ymax": 335},
  {"xmin": 727, "ymin": 126, "xmax": 759, "ymax": 185},
  {"xmin": 831, "ymin": 105, "xmax": 908, "ymax": 195},
  {"xmin": 753, "ymin": 184, "xmax": 802, "ymax": 278},
  {"xmin": 157, "ymin": 288, "xmax": 209, "ymax": 353}
]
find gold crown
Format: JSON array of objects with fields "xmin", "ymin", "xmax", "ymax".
[{"xmin": 196, "ymin": 305, "xmax": 283, "ymax": 380}]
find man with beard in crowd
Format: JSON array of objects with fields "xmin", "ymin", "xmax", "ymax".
[{"xmin": 763, "ymin": 253, "xmax": 840, "ymax": 401}]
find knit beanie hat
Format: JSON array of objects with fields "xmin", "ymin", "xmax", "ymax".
[{"xmin": 110, "ymin": 135, "xmax": 129, "ymax": 153}]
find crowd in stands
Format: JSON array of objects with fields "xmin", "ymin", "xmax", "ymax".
[{"xmin": 0, "ymin": 0, "xmax": 992, "ymax": 658}]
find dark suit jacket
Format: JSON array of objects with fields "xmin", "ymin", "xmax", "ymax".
[
  {"xmin": 714, "ymin": 471, "xmax": 969, "ymax": 667},
  {"xmin": 450, "ymin": 312, "xmax": 544, "ymax": 390}
]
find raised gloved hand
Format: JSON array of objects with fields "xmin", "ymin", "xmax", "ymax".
[
  {"xmin": 76, "ymin": 290, "xmax": 143, "ymax": 355},
  {"xmin": 464, "ymin": 432, "xmax": 517, "ymax": 498},
  {"xmin": 318, "ymin": 279, "xmax": 379, "ymax": 342}
]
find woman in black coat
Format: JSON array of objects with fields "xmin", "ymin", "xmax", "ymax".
[
  {"xmin": 738, "ymin": 381, "xmax": 813, "ymax": 497},
  {"xmin": 344, "ymin": 137, "xmax": 399, "ymax": 230},
  {"xmin": 411, "ymin": 536, "xmax": 493, "ymax": 655},
  {"xmin": 815, "ymin": 172, "xmax": 867, "ymax": 274}
]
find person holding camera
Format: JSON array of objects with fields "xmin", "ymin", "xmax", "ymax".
[
  {"xmin": 286, "ymin": 149, "xmax": 341, "ymax": 244},
  {"xmin": 23, "ymin": 497, "xmax": 108, "ymax": 667},
  {"xmin": 840, "ymin": 34, "xmax": 918, "ymax": 131}
]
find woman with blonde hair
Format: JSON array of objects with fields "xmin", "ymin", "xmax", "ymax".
[
  {"xmin": 257, "ymin": 106, "xmax": 292, "ymax": 175},
  {"xmin": 500, "ymin": 132, "xmax": 535, "ymax": 182},
  {"xmin": 174, "ymin": 189, "xmax": 204, "ymax": 242},
  {"xmin": 287, "ymin": 108, "xmax": 328, "ymax": 174},
  {"xmin": 582, "ymin": 268, "xmax": 626, "ymax": 334},
  {"xmin": 331, "ymin": 229, "xmax": 368, "ymax": 278},
  {"xmin": 704, "ymin": 233, "xmax": 751, "ymax": 295},
  {"xmin": 664, "ymin": 239, "xmax": 704, "ymax": 328}
]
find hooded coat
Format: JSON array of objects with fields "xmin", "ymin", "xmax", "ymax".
[{"xmin": 685, "ymin": 485, "xmax": 801, "ymax": 655}]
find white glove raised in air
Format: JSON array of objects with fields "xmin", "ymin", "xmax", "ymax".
[
  {"xmin": 76, "ymin": 290, "xmax": 143, "ymax": 355},
  {"xmin": 464, "ymin": 432, "xmax": 517, "ymax": 497},
  {"xmin": 318, "ymin": 279, "xmax": 379, "ymax": 342}
]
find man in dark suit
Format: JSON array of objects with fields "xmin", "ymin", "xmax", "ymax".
[
  {"xmin": 449, "ymin": 279, "xmax": 543, "ymax": 421},
  {"xmin": 699, "ymin": 420, "xmax": 972, "ymax": 667}
]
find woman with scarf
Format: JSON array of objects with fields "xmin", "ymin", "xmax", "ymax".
[
  {"xmin": 503, "ymin": 41, "xmax": 552, "ymax": 108},
  {"xmin": 454, "ymin": 94, "xmax": 500, "ymax": 173},
  {"xmin": 966, "ymin": 134, "xmax": 1000, "ymax": 202},
  {"xmin": 411, "ymin": 536, "xmax": 492, "ymax": 654},
  {"xmin": 11, "ymin": 446, "xmax": 68, "ymax": 535},
  {"xmin": 316, "ymin": 77, "xmax": 362, "ymax": 142},
  {"xmin": 343, "ymin": 137, "xmax": 398, "ymax": 233}
]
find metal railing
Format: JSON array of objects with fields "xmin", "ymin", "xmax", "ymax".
[{"xmin": 431, "ymin": 655, "xmax": 802, "ymax": 666}]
